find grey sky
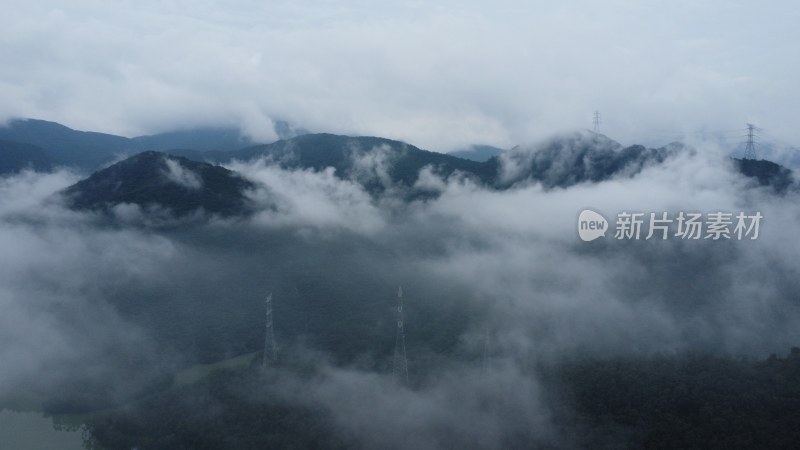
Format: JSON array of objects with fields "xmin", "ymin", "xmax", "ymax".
[{"xmin": 1, "ymin": 0, "xmax": 798, "ymax": 151}]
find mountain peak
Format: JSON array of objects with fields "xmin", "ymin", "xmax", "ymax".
[
  {"xmin": 495, "ymin": 130, "xmax": 677, "ymax": 188},
  {"xmin": 732, "ymin": 157, "xmax": 796, "ymax": 193},
  {"xmin": 62, "ymin": 151, "xmax": 255, "ymax": 218}
]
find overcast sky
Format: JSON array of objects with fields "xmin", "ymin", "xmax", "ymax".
[{"xmin": 1, "ymin": 0, "xmax": 798, "ymax": 151}]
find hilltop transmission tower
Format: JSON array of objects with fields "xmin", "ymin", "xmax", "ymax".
[
  {"xmin": 593, "ymin": 111, "xmax": 602, "ymax": 132},
  {"xmin": 393, "ymin": 286, "xmax": 409, "ymax": 384},
  {"xmin": 262, "ymin": 293, "xmax": 277, "ymax": 368},
  {"xmin": 743, "ymin": 123, "xmax": 758, "ymax": 160}
]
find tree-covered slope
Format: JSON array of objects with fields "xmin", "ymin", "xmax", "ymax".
[
  {"xmin": 0, "ymin": 139, "xmax": 53, "ymax": 175},
  {"xmin": 62, "ymin": 151, "xmax": 255, "ymax": 217}
]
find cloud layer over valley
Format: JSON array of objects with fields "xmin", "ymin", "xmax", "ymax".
[{"xmin": 1, "ymin": 134, "xmax": 797, "ymax": 447}]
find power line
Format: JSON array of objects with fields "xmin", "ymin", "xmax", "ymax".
[
  {"xmin": 758, "ymin": 129, "xmax": 798, "ymax": 150},
  {"xmin": 592, "ymin": 111, "xmax": 601, "ymax": 132}
]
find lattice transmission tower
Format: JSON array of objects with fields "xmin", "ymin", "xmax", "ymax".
[
  {"xmin": 743, "ymin": 123, "xmax": 758, "ymax": 160},
  {"xmin": 262, "ymin": 293, "xmax": 277, "ymax": 368},
  {"xmin": 593, "ymin": 111, "xmax": 602, "ymax": 132},
  {"xmin": 393, "ymin": 286, "xmax": 409, "ymax": 384}
]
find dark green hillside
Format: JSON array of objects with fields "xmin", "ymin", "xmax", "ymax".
[
  {"xmin": 491, "ymin": 132, "xmax": 680, "ymax": 189},
  {"xmin": 558, "ymin": 348, "xmax": 800, "ymax": 449},
  {"xmin": 62, "ymin": 151, "xmax": 255, "ymax": 217},
  {"xmin": 0, "ymin": 119, "xmax": 134, "ymax": 170},
  {"xmin": 82, "ymin": 347, "xmax": 800, "ymax": 450},
  {"xmin": 0, "ymin": 139, "xmax": 53, "ymax": 175},
  {"xmin": 218, "ymin": 133, "xmax": 495, "ymax": 191},
  {"xmin": 733, "ymin": 157, "xmax": 795, "ymax": 193}
]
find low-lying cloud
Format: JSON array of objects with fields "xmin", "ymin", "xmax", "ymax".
[
  {"xmin": 1, "ymin": 137, "xmax": 799, "ymax": 447},
  {"xmin": 163, "ymin": 157, "xmax": 202, "ymax": 189}
]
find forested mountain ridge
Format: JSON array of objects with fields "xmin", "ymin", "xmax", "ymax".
[
  {"xmin": 3, "ymin": 119, "xmax": 795, "ymax": 195},
  {"xmin": 0, "ymin": 139, "xmax": 53, "ymax": 175},
  {"xmin": 62, "ymin": 151, "xmax": 255, "ymax": 217}
]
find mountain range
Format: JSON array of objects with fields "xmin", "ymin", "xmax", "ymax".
[
  {"xmin": 0, "ymin": 118, "xmax": 795, "ymax": 217},
  {"xmin": 4, "ymin": 118, "xmax": 800, "ymax": 450},
  {"xmin": 0, "ymin": 118, "xmax": 305, "ymax": 172}
]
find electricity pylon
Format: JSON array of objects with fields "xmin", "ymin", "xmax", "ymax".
[
  {"xmin": 262, "ymin": 293, "xmax": 277, "ymax": 368},
  {"xmin": 393, "ymin": 286, "xmax": 409, "ymax": 384},
  {"xmin": 743, "ymin": 123, "xmax": 758, "ymax": 160}
]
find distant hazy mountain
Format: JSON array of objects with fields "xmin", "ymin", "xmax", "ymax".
[
  {"xmin": 62, "ymin": 151, "xmax": 254, "ymax": 217},
  {"xmin": 133, "ymin": 127, "xmax": 257, "ymax": 153},
  {"xmin": 0, "ymin": 119, "xmax": 134, "ymax": 170},
  {"xmin": 212, "ymin": 133, "xmax": 494, "ymax": 191},
  {"xmin": 0, "ymin": 139, "xmax": 53, "ymax": 175},
  {"xmin": 0, "ymin": 118, "xmax": 308, "ymax": 171},
  {"xmin": 447, "ymin": 144, "xmax": 506, "ymax": 162},
  {"xmin": 1, "ymin": 120, "xmax": 684, "ymax": 191},
  {"xmin": 488, "ymin": 131, "xmax": 682, "ymax": 189},
  {"xmin": 191, "ymin": 131, "xmax": 697, "ymax": 192},
  {"xmin": 7, "ymin": 119, "xmax": 795, "ymax": 196},
  {"xmin": 172, "ymin": 131, "xmax": 794, "ymax": 193},
  {"xmin": 272, "ymin": 119, "xmax": 310, "ymax": 140}
]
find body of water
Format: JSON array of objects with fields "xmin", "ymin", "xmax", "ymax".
[{"xmin": 0, "ymin": 410, "xmax": 86, "ymax": 450}]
